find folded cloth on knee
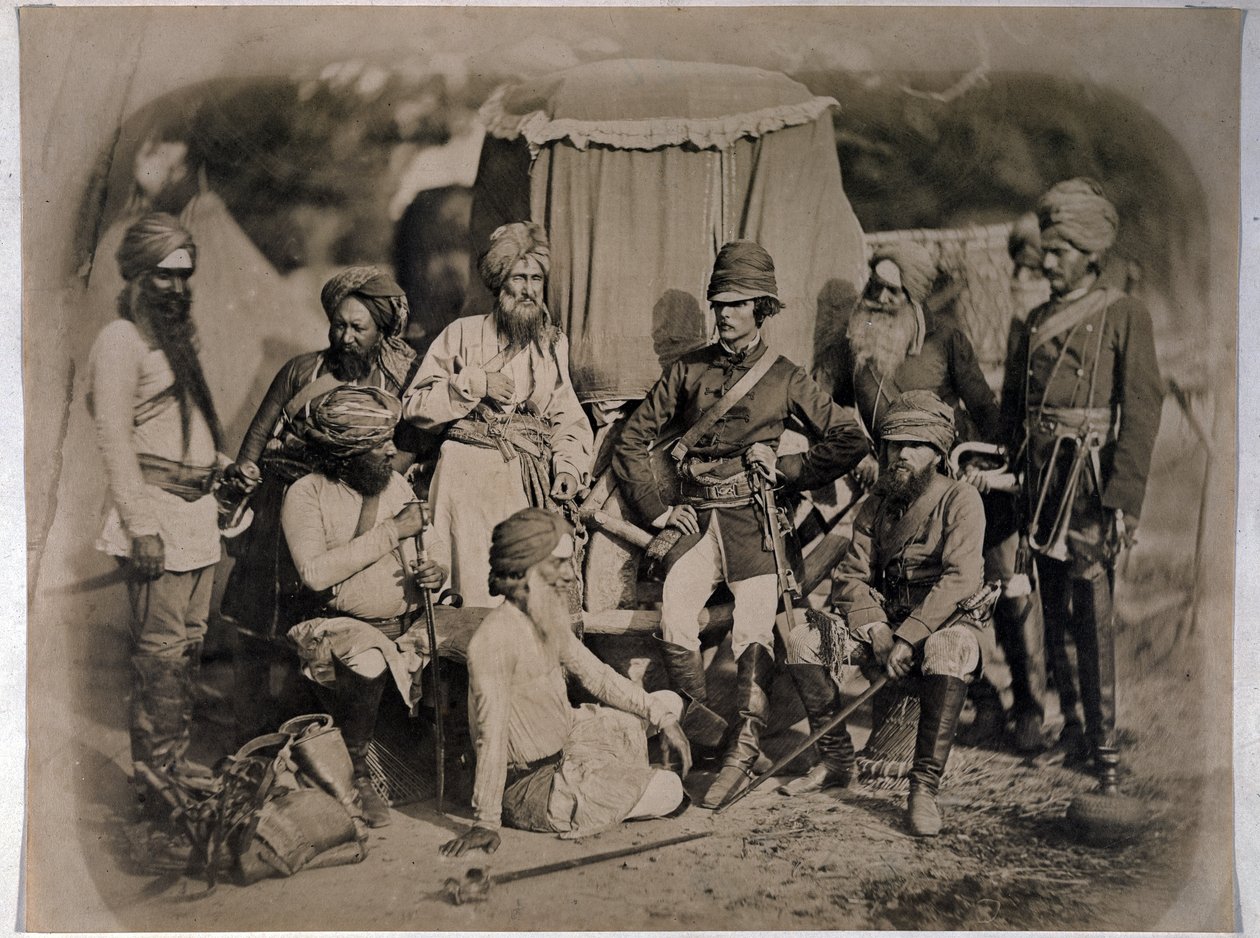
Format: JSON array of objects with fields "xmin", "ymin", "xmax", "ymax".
[{"xmin": 289, "ymin": 617, "xmax": 422, "ymax": 710}]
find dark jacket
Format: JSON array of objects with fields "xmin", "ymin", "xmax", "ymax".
[
  {"xmin": 998, "ymin": 279, "xmax": 1162, "ymax": 521},
  {"xmin": 613, "ymin": 340, "xmax": 869, "ymax": 580},
  {"xmin": 833, "ymin": 318, "xmax": 1001, "ymax": 444}
]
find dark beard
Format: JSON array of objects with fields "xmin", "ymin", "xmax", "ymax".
[
  {"xmin": 846, "ymin": 300, "xmax": 917, "ymax": 378},
  {"xmin": 493, "ymin": 292, "xmax": 552, "ymax": 352},
  {"xmin": 326, "ymin": 343, "xmax": 376, "ymax": 382},
  {"xmin": 872, "ymin": 459, "xmax": 937, "ymax": 513},
  {"xmin": 129, "ymin": 289, "xmax": 225, "ymax": 454},
  {"xmin": 312, "ymin": 449, "xmax": 394, "ymax": 496}
]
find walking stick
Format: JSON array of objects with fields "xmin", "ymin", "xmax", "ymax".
[{"xmin": 415, "ymin": 501, "xmax": 445, "ymax": 812}]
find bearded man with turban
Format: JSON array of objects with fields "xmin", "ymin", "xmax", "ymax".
[
  {"xmin": 440, "ymin": 508, "xmax": 692, "ymax": 857},
  {"xmin": 812, "ymin": 391, "xmax": 988, "ymax": 836},
  {"xmin": 404, "ymin": 222, "xmax": 593, "ymax": 608},
  {"xmin": 220, "ymin": 267, "xmax": 422, "ymax": 739},
  {"xmin": 613, "ymin": 240, "xmax": 869, "ymax": 809},
  {"xmin": 835, "ymin": 243, "xmax": 1001, "ymax": 487},
  {"xmin": 87, "ymin": 213, "xmax": 235, "ymax": 813},
  {"xmin": 279, "ymin": 386, "xmax": 449, "ymax": 828},
  {"xmin": 988, "ymin": 178, "xmax": 1162, "ymax": 794}
]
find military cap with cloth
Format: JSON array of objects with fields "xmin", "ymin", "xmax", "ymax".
[
  {"xmin": 707, "ymin": 240, "xmax": 780, "ymax": 303},
  {"xmin": 878, "ymin": 389, "xmax": 956, "ymax": 455}
]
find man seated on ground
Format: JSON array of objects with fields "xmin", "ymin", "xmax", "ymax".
[
  {"xmin": 823, "ymin": 391, "xmax": 988, "ymax": 837},
  {"xmin": 440, "ymin": 508, "xmax": 692, "ymax": 856},
  {"xmin": 280, "ymin": 385, "xmax": 448, "ymax": 829}
]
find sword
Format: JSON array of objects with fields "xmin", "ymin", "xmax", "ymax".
[
  {"xmin": 413, "ymin": 501, "xmax": 446, "ymax": 813},
  {"xmin": 754, "ymin": 473, "xmax": 799, "ymax": 632}
]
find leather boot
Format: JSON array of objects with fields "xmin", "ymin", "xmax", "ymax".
[
  {"xmin": 908, "ymin": 675, "xmax": 968, "ymax": 837},
  {"xmin": 1071, "ymin": 571, "xmax": 1120, "ymax": 791},
  {"xmin": 330, "ymin": 659, "xmax": 391, "ymax": 828},
  {"xmin": 778, "ymin": 664, "xmax": 855, "ymax": 796},
  {"xmin": 701, "ymin": 643, "xmax": 775, "ymax": 809},
  {"xmin": 173, "ymin": 642, "xmax": 214, "ymax": 789},
  {"xmin": 653, "ymin": 635, "xmax": 728, "ymax": 750}
]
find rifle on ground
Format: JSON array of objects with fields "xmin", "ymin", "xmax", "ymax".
[{"xmin": 715, "ymin": 581, "xmax": 1001, "ymax": 813}]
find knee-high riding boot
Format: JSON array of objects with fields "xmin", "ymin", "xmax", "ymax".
[
  {"xmin": 908, "ymin": 675, "xmax": 968, "ymax": 836},
  {"xmin": 1071, "ymin": 570, "xmax": 1120, "ymax": 793},
  {"xmin": 701, "ymin": 643, "xmax": 775, "ymax": 809},
  {"xmin": 653, "ymin": 635, "xmax": 728, "ymax": 750},
  {"xmin": 329, "ymin": 658, "xmax": 391, "ymax": 828},
  {"xmin": 778, "ymin": 664, "xmax": 856, "ymax": 796}
]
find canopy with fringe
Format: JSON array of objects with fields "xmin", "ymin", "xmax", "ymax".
[{"xmin": 466, "ymin": 59, "xmax": 867, "ymax": 403}]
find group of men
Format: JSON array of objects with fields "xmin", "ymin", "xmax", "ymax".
[{"xmin": 88, "ymin": 173, "xmax": 1159, "ymax": 855}]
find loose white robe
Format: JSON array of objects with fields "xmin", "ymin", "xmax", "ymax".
[{"xmin": 404, "ymin": 315, "xmax": 593, "ymax": 606}]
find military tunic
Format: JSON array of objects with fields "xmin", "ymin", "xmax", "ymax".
[{"xmin": 614, "ymin": 339, "xmax": 868, "ymax": 581}]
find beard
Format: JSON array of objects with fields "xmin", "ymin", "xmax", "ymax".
[
  {"xmin": 872, "ymin": 458, "xmax": 938, "ymax": 512},
  {"xmin": 129, "ymin": 287, "xmax": 225, "ymax": 453},
  {"xmin": 524, "ymin": 566, "xmax": 572, "ymax": 661},
  {"xmin": 314, "ymin": 449, "xmax": 394, "ymax": 496},
  {"xmin": 846, "ymin": 299, "xmax": 918, "ymax": 378},
  {"xmin": 493, "ymin": 290, "xmax": 551, "ymax": 351},
  {"xmin": 326, "ymin": 342, "xmax": 377, "ymax": 382}
]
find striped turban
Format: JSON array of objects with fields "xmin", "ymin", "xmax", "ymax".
[
  {"xmin": 878, "ymin": 389, "xmax": 955, "ymax": 455},
  {"xmin": 319, "ymin": 266, "xmax": 416, "ymax": 388},
  {"xmin": 478, "ymin": 222, "xmax": 551, "ymax": 293},
  {"xmin": 870, "ymin": 242, "xmax": 936, "ymax": 306},
  {"xmin": 490, "ymin": 508, "xmax": 572, "ymax": 578},
  {"xmin": 117, "ymin": 213, "xmax": 196, "ymax": 281},
  {"xmin": 303, "ymin": 385, "xmax": 402, "ymax": 459},
  {"xmin": 1037, "ymin": 178, "xmax": 1118, "ymax": 253}
]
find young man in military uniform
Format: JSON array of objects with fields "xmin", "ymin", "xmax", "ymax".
[{"xmin": 613, "ymin": 240, "xmax": 869, "ymax": 809}]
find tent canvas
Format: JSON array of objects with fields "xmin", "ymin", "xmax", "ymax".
[{"xmin": 466, "ymin": 58, "xmax": 867, "ymax": 403}]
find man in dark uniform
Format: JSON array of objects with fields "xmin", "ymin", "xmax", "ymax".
[
  {"xmin": 998, "ymin": 178, "xmax": 1162, "ymax": 792},
  {"xmin": 834, "ymin": 242, "xmax": 1000, "ymax": 487},
  {"xmin": 613, "ymin": 240, "xmax": 869, "ymax": 809},
  {"xmin": 824, "ymin": 391, "xmax": 989, "ymax": 836}
]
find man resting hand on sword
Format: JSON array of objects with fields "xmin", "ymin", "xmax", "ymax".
[
  {"xmin": 278, "ymin": 386, "xmax": 449, "ymax": 829},
  {"xmin": 819, "ymin": 390, "xmax": 987, "ymax": 836},
  {"xmin": 613, "ymin": 240, "xmax": 869, "ymax": 809}
]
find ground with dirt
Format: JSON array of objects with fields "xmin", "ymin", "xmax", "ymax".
[{"xmin": 25, "ymin": 395, "xmax": 1233, "ymax": 931}]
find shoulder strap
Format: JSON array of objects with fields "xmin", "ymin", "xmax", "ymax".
[
  {"xmin": 283, "ymin": 370, "xmax": 345, "ymax": 423},
  {"xmin": 133, "ymin": 383, "xmax": 180, "ymax": 427},
  {"xmin": 353, "ymin": 493, "xmax": 381, "ymax": 539},
  {"xmin": 668, "ymin": 351, "xmax": 781, "ymax": 462},
  {"xmin": 874, "ymin": 473, "xmax": 951, "ymax": 571}
]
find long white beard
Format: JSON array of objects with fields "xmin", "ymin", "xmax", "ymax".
[
  {"xmin": 846, "ymin": 301, "xmax": 918, "ymax": 378},
  {"xmin": 525, "ymin": 567, "xmax": 571, "ymax": 661}
]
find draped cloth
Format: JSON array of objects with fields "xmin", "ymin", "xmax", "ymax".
[
  {"xmin": 877, "ymin": 389, "xmax": 956, "ymax": 455},
  {"xmin": 302, "ymin": 385, "xmax": 401, "ymax": 459},
  {"xmin": 467, "ymin": 59, "xmax": 867, "ymax": 403}
]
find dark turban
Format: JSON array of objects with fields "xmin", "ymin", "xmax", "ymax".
[
  {"xmin": 1037, "ymin": 178, "xmax": 1118, "ymax": 253},
  {"xmin": 490, "ymin": 508, "xmax": 572, "ymax": 578},
  {"xmin": 878, "ymin": 389, "xmax": 955, "ymax": 455},
  {"xmin": 870, "ymin": 242, "xmax": 936, "ymax": 306},
  {"xmin": 116, "ymin": 212, "xmax": 196, "ymax": 282},
  {"xmin": 707, "ymin": 240, "xmax": 779, "ymax": 303},
  {"xmin": 303, "ymin": 385, "xmax": 402, "ymax": 459},
  {"xmin": 319, "ymin": 266, "xmax": 416, "ymax": 388},
  {"xmin": 1008, "ymin": 212, "xmax": 1042, "ymax": 267},
  {"xmin": 478, "ymin": 222, "xmax": 551, "ymax": 293}
]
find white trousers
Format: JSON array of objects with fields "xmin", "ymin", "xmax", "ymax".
[{"xmin": 659, "ymin": 518, "xmax": 778, "ymax": 660}]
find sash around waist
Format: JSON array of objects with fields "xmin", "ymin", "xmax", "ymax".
[
  {"xmin": 447, "ymin": 410, "xmax": 551, "ymax": 460},
  {"xmin": 138, "ymin": 453, "xmax": 219, "ymax": 502}
]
